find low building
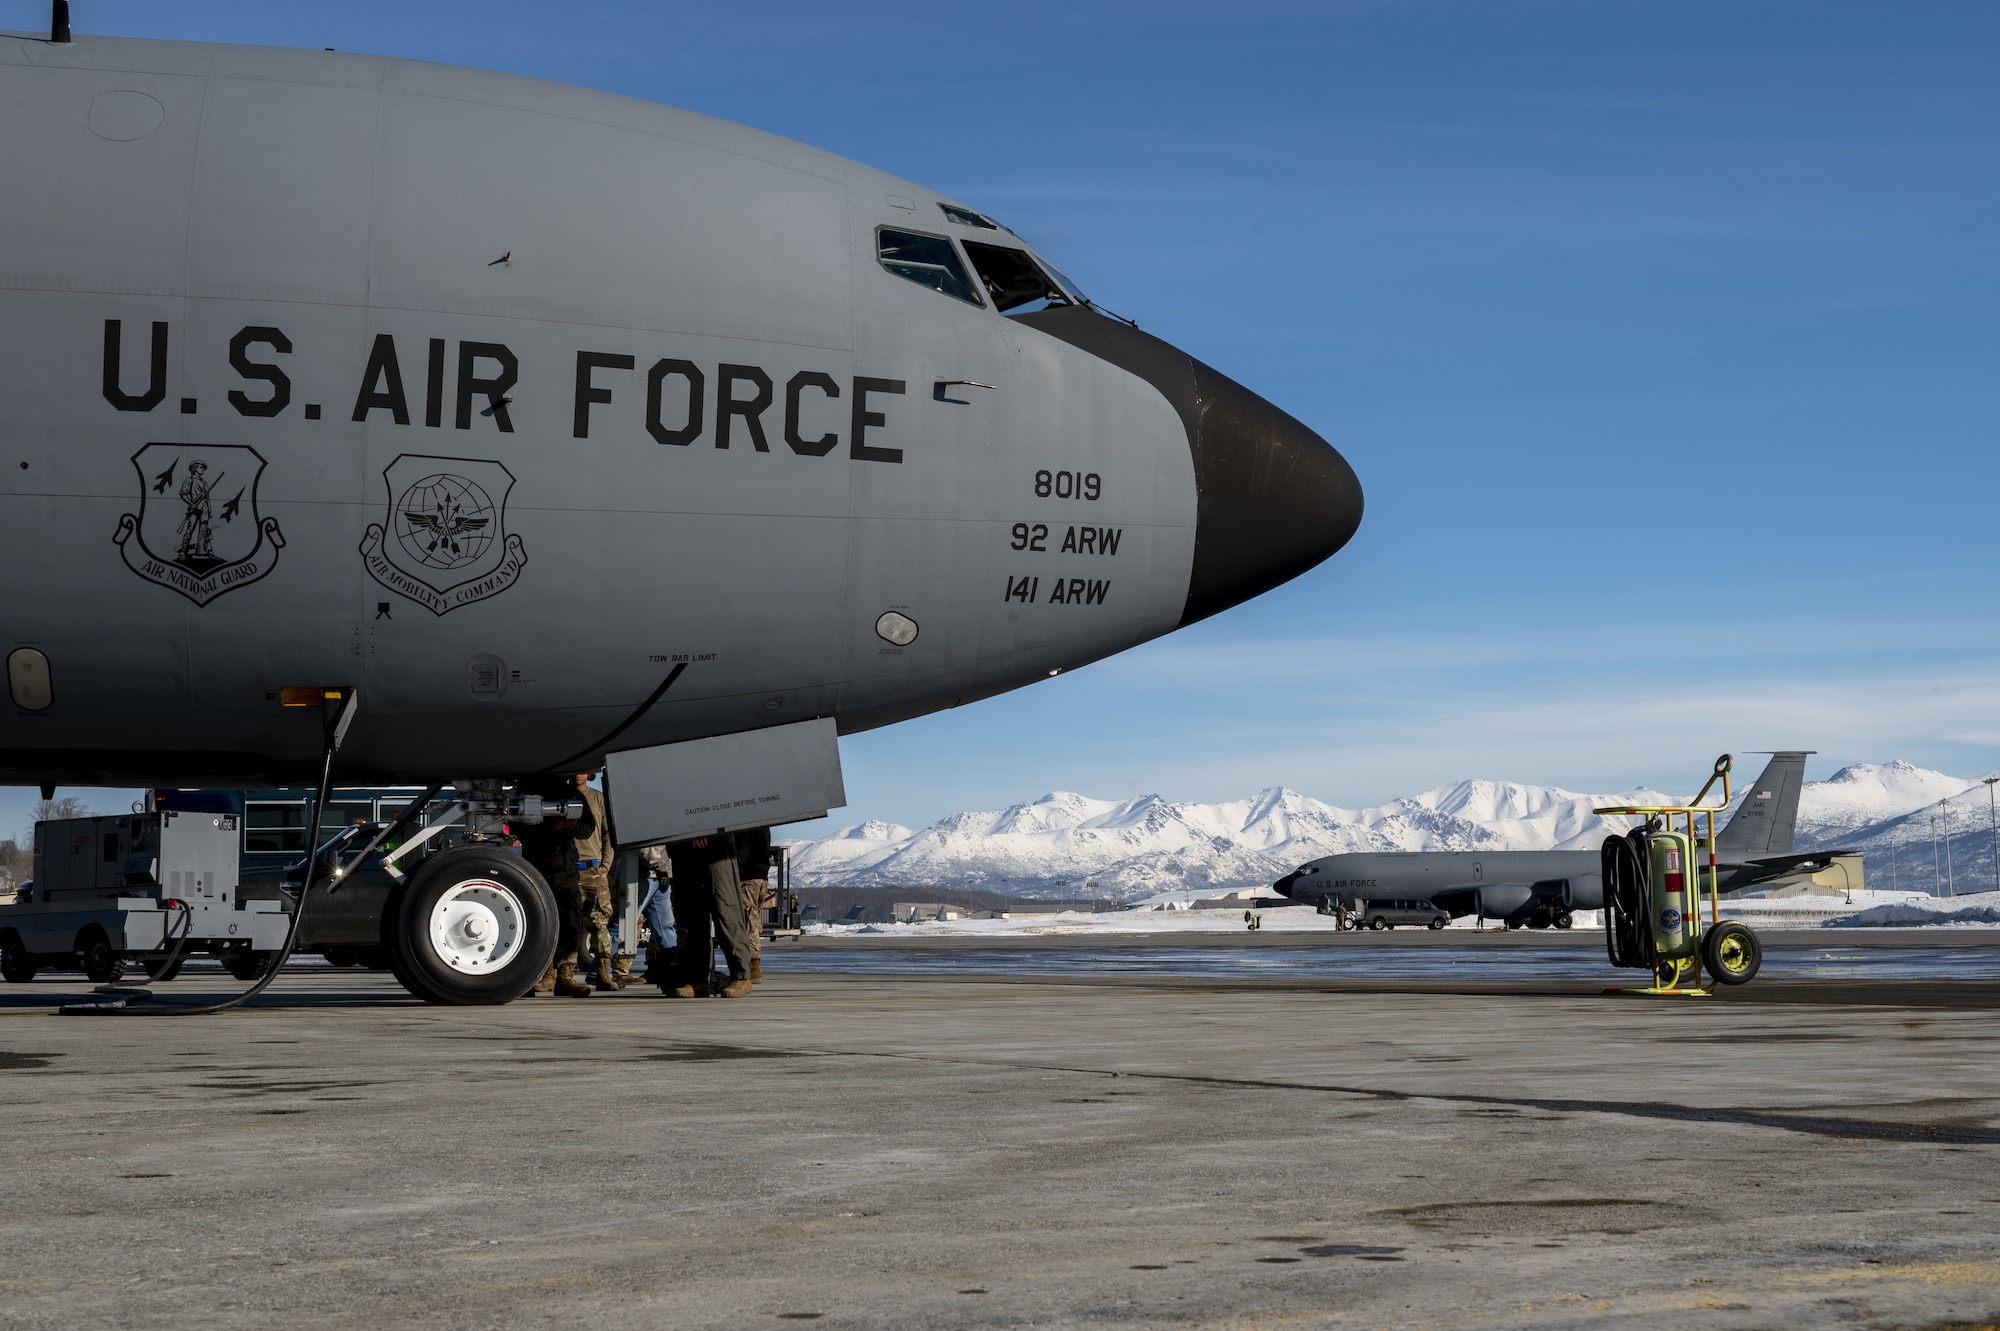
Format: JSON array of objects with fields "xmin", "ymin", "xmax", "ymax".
[{"xmin": 890, "ymin": 902, "xmax": 966, "ymax": 923}]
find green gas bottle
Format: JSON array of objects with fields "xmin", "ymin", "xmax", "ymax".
[{"xmin": 1646, "ymin": 831, "xmax": 1696, "ymax": 960}]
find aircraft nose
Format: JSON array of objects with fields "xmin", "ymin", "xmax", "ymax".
[
  {"xmin": 1015, "ymin": 307, "xmax": 1363, "ymax": 626},
  {"xmin": 1181, "ymin": 360, "xmax": 1363, "ymax": 625}
]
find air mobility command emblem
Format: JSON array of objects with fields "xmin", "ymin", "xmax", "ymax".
[
  {"xmin": 113, "ymin": 443, "xmax": 285, "ymax": 605},
  {"xmin": 361, "ymin": 453, "xmax": 527, "ymax": 615}
]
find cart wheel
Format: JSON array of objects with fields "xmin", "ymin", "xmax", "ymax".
[
  {"xmin": 220, "ymin": 951, "xmax": 277, "ymax": 981},
  {"xmin": 1702, "ymin": 921, "xmax": 1761, "ymax": 986},
  {"xmin": 77, "ymin": 928, "xmax": 125, "ymax": 983},
  {"xmin": 1427, "ymin": 916, "xmax": 1447, "ymax": 930},
  {"xmin": 142, "ymin": 955, "xmax": 184, "ymax": 982},
  {"xmin": 0, "ymin": 934, "xmax": 35, "ymax": 983},
  {"xmin": 383, "ymin": 846, "xmax": 558, "ymax": 1005}
]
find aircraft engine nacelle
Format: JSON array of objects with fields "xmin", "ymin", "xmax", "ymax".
[
  {"xmin": 1558, "ymin": 873, "xmax": 1604, "ymax": 912},
  {"xmin": 1472, "ymin": 883, "xmax": 1536, "ymax": 922}
]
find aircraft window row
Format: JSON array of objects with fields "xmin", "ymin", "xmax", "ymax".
[
  {"xmin": 876, "ymin": 228, "xmax": 1081, "ymax": 315},
  {"xmin": 244, "ymin": 801, "xmax": 309, "ymax": 853},
  {"xmin": 243, "ymin": 794, "xmax": 464, "ymax": 854}
]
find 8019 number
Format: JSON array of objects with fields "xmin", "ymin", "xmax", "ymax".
[{"xmin": 1034, "ymin": 469, "xmax": 1101, "ymax": 501}]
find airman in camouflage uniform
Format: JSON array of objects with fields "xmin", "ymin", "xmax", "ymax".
[
  {"xmin": 736, "ymin": 827, "xmax": 774, "ymax": 984},
  {"xmin": 521, "ymin": 773, "xmax": 614, "ymax": 997},
  {"xmin": 568, "ymin": 773, "xmax": 621, "ymax": 991}
]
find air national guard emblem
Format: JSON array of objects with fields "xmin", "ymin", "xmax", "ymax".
[
  {"xmin": 112, "ymin": 443, "xmax": 285, "ymax": 605},
  {"xmin": 361, "ymin": 454, "xmax": 527, "ymax": 615}
]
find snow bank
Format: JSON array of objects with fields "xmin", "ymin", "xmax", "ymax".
[
  {"xmin": 1824, "ymin": 890, "xmax": 2000, "ymax": 928},
  {"xmin": 801, "ymin": 907, "xmax": 1602, "ymax": 939}
]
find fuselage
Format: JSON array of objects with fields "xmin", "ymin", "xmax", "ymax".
[
  {"xmin": 1274, "ymin": 850, "xmax": 1605, "ymax": 919},
  {"xmin": 0, "ymin": 34, "xmax": 1361, "ymax": 787}
]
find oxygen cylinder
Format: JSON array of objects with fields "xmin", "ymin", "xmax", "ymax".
[{"xmin": 1646, "ymin": 831, "xmax": 1694, "ymax": 959}]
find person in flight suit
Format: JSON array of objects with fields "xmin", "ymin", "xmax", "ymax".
[
  {"xmin": 664, "ymin": 832, "xmax": 753, "ymax": 998},
  {"xmin": 736, "ymin": 827, "xmax": 775, "ymax": 984}
]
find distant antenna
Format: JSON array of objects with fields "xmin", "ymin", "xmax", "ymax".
[{"xmin": 51, "ymin": 0, "xmax": 71, "ymax": 43}]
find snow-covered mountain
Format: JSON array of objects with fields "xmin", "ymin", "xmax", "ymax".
[
  {"xmin": 787, "ymin": 761, "xmax": 2000, "ymax": 900},
  {"xmin": 1791, "ymin": 762, "xmax": 2000, "ymax": 895},
  {"xmin": 787, "ymin": 780, "xmax": 1674, "ymax": 899}
]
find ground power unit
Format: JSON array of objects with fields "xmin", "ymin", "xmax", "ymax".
[{"xmin": 0, "ymin": 811, "xmax": 290, "ymax": 983}]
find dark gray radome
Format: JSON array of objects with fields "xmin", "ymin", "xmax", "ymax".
[{"xmin": 1016, "ymin": 306, "xmax": 1363, "ymax": 625}]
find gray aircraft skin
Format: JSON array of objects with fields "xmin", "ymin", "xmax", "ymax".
[
  {"xmin": 1273, "ymin": 753, "xmax": 1832, "ymax": 924},
  {"xmin": 0, "ymin": 32, "xmax": 1361, "ymax": 790}
]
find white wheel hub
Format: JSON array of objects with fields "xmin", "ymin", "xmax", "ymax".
[{"xmin": 427, "ymin": 878, "xmax": 524, "ymax": 973}]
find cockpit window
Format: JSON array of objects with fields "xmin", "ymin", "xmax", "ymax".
[
  {"xmin": 1040, "ymin": 260, "xmax": 1089, "ymax": 306},
  {"xmin": 877, "ymin": 229, "xmax": 982, "ymax": 305},
  {"xmin": 960, "ymin": 241, "xmax": 1073, "ymax": 314},
  {"xmin": 939, "ymin": 203, "xmax": 1003, "ymax": 231}
]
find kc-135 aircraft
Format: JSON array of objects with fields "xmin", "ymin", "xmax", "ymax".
[
  {"xmin": 0, "ymin": 17, "xmax": 1361, "ymax": 1002},
  {"xmin": 1273, "ymin": 753, "xmax": 1839, "ymax": 928}
]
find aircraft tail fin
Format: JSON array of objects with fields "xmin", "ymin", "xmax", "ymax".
[{"xmin": 1714, "ymin": 751, "xmax": 1811, "ymax": 859}]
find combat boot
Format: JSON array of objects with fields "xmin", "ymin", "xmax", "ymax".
[
  {"xmin": 718, "ymin": 974, "xmax": 753, "ymax": 998},
  {"xmin": 593, "ymin": 957, "xmax": 622, "ymax": 991},
  {"xmin": 612, "ymin": 954, "xmax": 635, "ymax": 985},
  {"xmin": 749, "ymin": 958, "xmax": 763, "ymax": 984},
  {"xmin": 554, "ymin": 962, "xmax": 593, "ymax": 997},
  {"xmin": 532, "ymin": 964, "xmax": 557, "ymax": 995}
]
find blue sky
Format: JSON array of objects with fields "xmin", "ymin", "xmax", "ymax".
[{"xmin": 5, "ymin": 0, "xmax": 1997, "ymax": 839}]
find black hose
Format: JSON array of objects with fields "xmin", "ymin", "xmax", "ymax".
[{"xmin": 1601, "ymin": 831, "xmax": 1654, "ymax": 971}]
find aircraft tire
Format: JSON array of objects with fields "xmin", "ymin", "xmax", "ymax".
[
  {"xmin": 0, "ymin": 933, "xmax": 35, "ymax": 983},
  {"xmin": 1554, "ymin": 911, "xmax": 1573, "ymax": 930},
  {"xmin": 380, "ymin": 912, "xmax": 448, "ymax": 1004},
  {"xmin": 385, "ymin": 847, "xmax": 558, "ymax": 1006},
  {"xmin": 1701, "ymin": 921, "xmax": 1761, "ymax": 986},
  {"xmin": 77, "ymin": 927, "xmax": 125, "ymax": 983}
]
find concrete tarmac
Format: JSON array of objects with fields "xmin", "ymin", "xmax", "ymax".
[{"xmin": 2, "ymin": 947, "xmax": 1998, "ymax": 1330}]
